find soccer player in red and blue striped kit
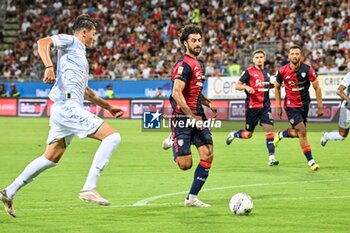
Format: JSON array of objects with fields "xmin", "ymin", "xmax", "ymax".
[
  {"xmin": 274, "ymin": 45, "xmax": 323, "ymax": 171},
  {"xmin": 170, "ymin": 24, "xmax": 217, "ymax": 207},
  {"xmin": 226, "ymin": 49, "xmax": 279, "ymax": 166}
]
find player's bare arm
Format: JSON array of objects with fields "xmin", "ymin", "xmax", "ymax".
[
  {"xmin": 172, "ymin": 79, "xmax": 200, "ymax": 121},
  {"xmin": 336, "ymin": 85, "xmax": 350, "ymax": 103},
  {"xmin": 311, "ymin": 80, "xmax": 323, "ymax": 117},
  {"xmin": 235, "ymin": 81, "xmax": 255, "ymax": 94},
  {"xmin": 37, "ymin": 37, "xmax": 55, "ymax": 84},
  {"xmin": 201, "ymin": 93, "xmax": 217, "ymax": 116},
  {"xmin": 84, "ymin": 87, "xmax": 124, "ymax": 118},
  {"xmin": 274, "ymin": 81, "xmax": 283, "ymax": 119}
]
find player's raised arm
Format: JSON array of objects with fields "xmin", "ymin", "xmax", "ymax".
[
  {"xmin": 37, "ymin": 37, "xmax": 55, "ymax": 84},
  {"xmin": 84, "ymin": 87, "xmax": 123, "ymax": 118}
]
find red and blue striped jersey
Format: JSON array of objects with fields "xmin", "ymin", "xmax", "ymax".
[
  {"xmin": 170, "ymin": 54, "xmax": 205, "ymax": 117},
  {"xmin": 239, "ymin": 66, "xmax": 272, "ymax": 109},
  {"xmin": 276, "ymin": 63, "xmax": 317, "ymax": 107}
]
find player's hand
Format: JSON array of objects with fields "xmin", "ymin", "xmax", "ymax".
[
  {"xmin": 245, "ymin": 86, "xmax": 255, "ymax": 94},
  {"xmin": 317, "ymin": 107, "xmax": 323, "ymax": 117},
  {"xmin": 43, "ymin": 67, "xmax": 56, "ymax": 84},
  {"xmin": 209, "ymin": 102, "xmax": 218, "ymax": 118},
  {"xmin": 191, "ymin": 115, "xmax": 204, "ymax": 130},
  {"xmin": 108, "ymin": 106, "xmax": 124, "ymax": 118},
  {"xmin": 276, "ymin": 107, "xmax": 283, "ymax": 119}
]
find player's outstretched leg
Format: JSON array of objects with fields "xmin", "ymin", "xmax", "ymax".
[
  {"xmin": 80, "ymin": 132, "xmax": 121, "ymax": 206},
  {"xmin": 320, "ymin": 131, "xmax": 345, "ymax": 146}
]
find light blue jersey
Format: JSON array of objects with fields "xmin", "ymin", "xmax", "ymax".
[{"xmin": 48, "ymin": 34, "xmax": 89, "ymax": 105}]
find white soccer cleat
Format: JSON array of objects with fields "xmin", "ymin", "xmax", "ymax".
[
  {"xmin": 184, "ymin": 198, "xmax": 211, "ymax": 207},
  {"xmin": 162, "ymin": 133, "xmax": 173, "ymax": 150},
  {"xmin": 320, "ymin": 132, "xmax": 328, "ymax": 147},
  {"xmin": 0, "ymin": 189, "xmax": 16, "ymax": 217},
  {"xmin": 226, "ymin": 130, "xmax": 236, "ymax": 145},
  {"xmin": 79, "ymin": 189, "xmax": 110, "ymax": 206}
]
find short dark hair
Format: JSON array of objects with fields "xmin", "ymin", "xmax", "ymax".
[
  {"xmin": 72, "ymin": 14, "xmax": 97, "ymax": 32},
  {"xmin": 289, "ymin": 44, "xmax": 302, "ymax": 51},
  {"xmin": 252, "ymin": 49, "xmax": 266, "ymax": 56},
  {"xmin": 179, "ymin": 24, "xmax": 202, "ymax": 47}
]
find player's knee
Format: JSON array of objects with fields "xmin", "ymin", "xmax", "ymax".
[
  {"xmin": 339, "ymin": 131, "xmax": 348, "ymax": 138},
  {"xmin": 105, "ymin": 132, "xmax": 121, "ymax": 147},
  {"xmin": 178, "ymin": 162, "xmax": 192, "ymax": 170},
  {"xmin": 177, "ymin": 157, "xmax": 192, "ymax": 170}
]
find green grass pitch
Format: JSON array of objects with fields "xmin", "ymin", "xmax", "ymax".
[{"xmin": 0, "ymin": 117, "xmax": 349, "ymax": 233}]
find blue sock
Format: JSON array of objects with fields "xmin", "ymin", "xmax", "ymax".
[
  {"xmin": 266, "ymin": 133, "xmax": 275, "ymax": 155},
  {"xmin": 303, "ymin": 145, "xmax": 313, "ymax": 161},
  {"xmin": 282, "ymin": 130, "xmax": 290, "ymax": 138},
  {"xmin": 188, "ymin": 161, "xmax": 210, "ymax": 196},
  {"xmin": 234, "ymin": 130, "xmax": 244, "ymax": 138}
]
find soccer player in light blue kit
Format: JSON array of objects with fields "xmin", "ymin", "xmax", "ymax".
[
  {"xmin": 320, "ymin": 72, "xmax": 350, "ymax": 145},
  {"xmin": 0, "ymin": 14, "xmax": 124, "ymax": 217}
]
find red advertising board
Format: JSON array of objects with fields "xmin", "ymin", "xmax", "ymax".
[{"xmin": 0, "ymin": 98, "xmax": 17, "ymax": 116}]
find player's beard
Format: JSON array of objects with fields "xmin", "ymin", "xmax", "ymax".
[
  {"xmin": 188, "ymin": 46, "xmax": 201, "ymax": 56},
  {"xmin": 291, "ymin": 57, "xmax": 300, "ymax": 66}
]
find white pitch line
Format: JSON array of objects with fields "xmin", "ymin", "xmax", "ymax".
[
  {"xmin": 18, "ymin": 195, "xmax": 350, "ymax": 213},
  {"xmin": 133, "ymin": 178, "xmax": 350, "ymax": 206}
]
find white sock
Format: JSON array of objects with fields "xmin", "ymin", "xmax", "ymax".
[
  {"xmin": 279, "ymin": 132, "xmax": 284, "ymax": 139},
  {"xmin": 324, "ymin": 132, "xmax": 345, "ymax": 141},
  {"xmin": 189, "ymin": 194, "xmax": 197, "ymax": 200},
  {"xmin": 6, "ymin": 155, "xmax": 57, "ymax": 200},
  {"xmin": 269, "ymin": 155, "xmax": 275, "ymax": 160},
  {"xmin": 308, "ymin": 159, "xmax": 316, "ymax": 166},
  {"xmin": 82, "ymin": 133, "xmax": 121, "ymax": 191}
]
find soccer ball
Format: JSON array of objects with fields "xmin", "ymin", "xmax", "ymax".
[{"xmin": 229, "ymin": 193, "xmax": 253, "ymax": 215}]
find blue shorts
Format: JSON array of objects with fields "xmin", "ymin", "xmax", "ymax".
[
  {"xmin": 171, "ymin": 117, "xmax": 213, "ymax": 158},
  {"xmin": 285, "ymin": 106, "xmax": 309, "ymax": 128},
  {"xmin": 245, "ymin": 107, "xmax": 273, "ymax": 132}
]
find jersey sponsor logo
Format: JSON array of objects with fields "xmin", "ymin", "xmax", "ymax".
[
  {"xmin": 286, "ymin": 76, "xmax": 291, "ymax": 79},
  {"xmin": 254, "ymin": 74, "xmax": 259, "ymax": 77},
  {"xmin": 255, "ymin": 79, "xmax": 263, "ymax": 87}
]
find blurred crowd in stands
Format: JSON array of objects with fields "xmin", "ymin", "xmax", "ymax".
[{"xmin": 1, "ymin": 0, "xmax": 350, "ymax": 81}]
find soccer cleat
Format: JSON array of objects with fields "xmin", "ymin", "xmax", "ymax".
[
  {"xmin": 226, "ymin": 130, "xmax": 236, "ymax": 145},
  {"xmin": 79, "ymin": 189, "xmax": 110, "ymax": 206},
  {"xmin": 268, "ymin": 159, "xmax": 279, "ymax": 166},
  {"xmin": 311, "ymin": 163, "xmax": 320, "ymax": 171},
  {"xmin": 273, "ymin": 131, "xmax": 282, "ymax": 147},
  {"xmin": 320, "ymin": 132, "xmax": 328, "ymax": 147},
  {"xmin": 162, "ymin": 133, "xmax": 173, "ymax": 150},
  {"xmin": 0, "ymin": 189, "xmax": 16, "ymax": 217},
  {"xmin": 184, "ymin": 198, "xmax": 211, "ymax": 207}
]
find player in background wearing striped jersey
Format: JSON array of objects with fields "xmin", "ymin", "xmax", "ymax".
[
  {"xmin": 320, "ymin": 72, "xmax": 350, "ymax": 145},
  {"xmin": 226, "ymin": 49, "xmax": 279, "ymax": 166},
  {"xmin": 0, "ymin": 14, "xmax": 124, "ymax": 217},
  {"xmin": 274, "ymin": 45, "xmax": 323, "ymax": 171}
]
